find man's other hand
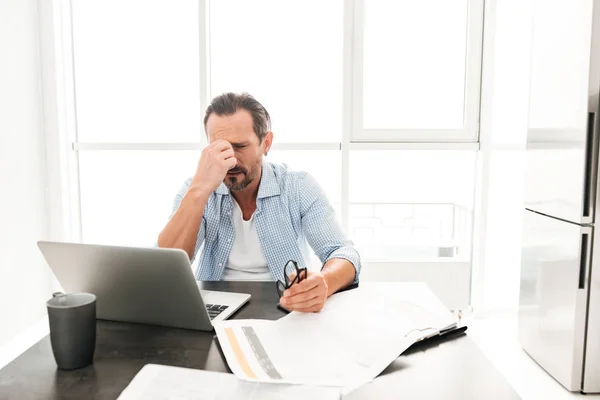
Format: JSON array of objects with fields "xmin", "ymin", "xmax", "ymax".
[{"xmin": 279, "ymin": 270, "xmax": 328, "ymax": 313}]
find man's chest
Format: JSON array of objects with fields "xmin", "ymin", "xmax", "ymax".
[{"xmin": 204, "ymin": 197, "xmax": 301, "ymax": 242}]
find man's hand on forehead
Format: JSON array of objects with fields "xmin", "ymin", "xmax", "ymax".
[{"xmin": 189, "ymin": 139, "xmax": 237, "ymax": 194}]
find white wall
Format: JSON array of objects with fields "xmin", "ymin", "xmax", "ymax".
[{"xmin": 0, "ymin": 0, "xmax": 53, "ymax": 347}]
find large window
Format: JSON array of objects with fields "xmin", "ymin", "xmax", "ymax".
[
  {"xmin": 355, "ymin": 0, "xmax": 483, "ymax": 141},
  {"xmin": 71, "ymin": 0, "xmax": 201, "ymax": 143},
  {"xmin": 349, "ymin": 151, "xmax": 476, "ymax": 262},
  {"xmin": 209, "ymin": 0, "xmax": 343, "ymax": 143},
  {"xmin": 60, "ymin": 0, "xmax": 485, "ymax": 307},
  {"xmin": 78, "ymin": 151, "xmax": 198, "ymax": 246}
]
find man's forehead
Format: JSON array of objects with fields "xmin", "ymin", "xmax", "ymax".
[{"xmin": 206, "ymin": 109, "xmax": 254, "ymax": 134}]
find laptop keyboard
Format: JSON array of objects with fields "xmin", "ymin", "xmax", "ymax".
[{"xmin": 206, "ymin": 304, "xmax": 229, "ymax": 320}]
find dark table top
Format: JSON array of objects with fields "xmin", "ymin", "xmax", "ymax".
[{"xmin": 0, "ymin": 281, "xmax": 520, "ymax": 399}]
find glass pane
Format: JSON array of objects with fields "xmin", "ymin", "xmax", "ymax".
[
  {"xmin": 266, "ymin": 150, "xmax": 342, "ymax": 218},
  {"xmin": 209, "ymin": 0, "xmax": 342, "ymax": 143},
  {"xmin": 362, "ymin": 0, "xmax": 468, "ymax": 130},
  {"xmin": 78, "ymin": 150, "xmax": 341, "ymax": 247},
  {"xmin": 349, "ymin": 151, "xmax": 476, "ymax": 261},
  {"xmin": 79, "ymin": 151, "xmax": 199, "ymax": 246},
  {"xmin": 71, "ymin": 1, "xmax": 201, "ymax": 142}
]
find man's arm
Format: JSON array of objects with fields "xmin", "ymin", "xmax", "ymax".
[
  {"xmin": 279, "ymin": 173, "xmax": 361, "ymax": 312},
  {"xmin": 157, "ymin": 139, "xmax": 236, "ymax": 259},
  {"xmin": 321, "ymin": 258, "xmax": 356, "ymax": 296},
  {"xmin": 157, "ymin": 185, "xmax": 209, "ymax": 259},
  {"xmin": 299, "ymin": 173, "xmax": 361, "ymax": 285}
]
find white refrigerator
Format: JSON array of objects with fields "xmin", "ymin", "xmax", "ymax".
[{"xmin": 519, "ymin": 0, "xmax": 600, "ymax": 393}]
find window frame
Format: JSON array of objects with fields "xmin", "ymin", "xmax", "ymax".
[
  {"xmin": 351, "ymin": 0, "xmax": 485, "ymax": 142},
  {"xmin": 43, "ymin": 0, "xmax": 489, "ymax": 310}
]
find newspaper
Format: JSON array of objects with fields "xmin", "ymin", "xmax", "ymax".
[{"xmin": 214, "ymin": 282, "xmax": 457, "ymax": 395}]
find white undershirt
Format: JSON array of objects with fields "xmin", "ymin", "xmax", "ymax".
[{"xmin": 221, "ymin": 198, "xmax": 272, "ymax": 281}]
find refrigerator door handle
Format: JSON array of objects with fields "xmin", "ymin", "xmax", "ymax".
[
  {"xmin": 579, "ymin": 231, "xmax": 592, "ymax": 290},
  {"xmin": 583, "ymin": 111, "xmax": 598, "ymax": 220}
]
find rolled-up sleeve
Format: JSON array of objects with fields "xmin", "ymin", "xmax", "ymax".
[
  {"xmin": 155, "ymin": 178, "xmax": 206, "ymax": 263},
  {"xmin": 299, "ymin": 173, "xmax": 361, "ymax": 283}
]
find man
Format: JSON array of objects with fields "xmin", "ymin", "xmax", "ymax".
[{"xmin": 157, "ymin": 92, "xmax": 360, "ymax": 313}]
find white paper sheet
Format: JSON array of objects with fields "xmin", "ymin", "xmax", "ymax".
[
  {"xmin": 214, "ymin": 282, "xmax": 457, "ymax": 395},
  {"xmin": 117, "ymin": 364, "xmax": 341, "ymax": 400}
]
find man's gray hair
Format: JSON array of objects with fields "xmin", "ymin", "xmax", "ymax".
[{"xmin": 203, "ymin": 92, "xmax": 271, "ymax": 142}]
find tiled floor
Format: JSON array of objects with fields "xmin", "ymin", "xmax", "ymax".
[{"xmin": 466, "ymin": 314, "xmax": 600, "ymax": 400}]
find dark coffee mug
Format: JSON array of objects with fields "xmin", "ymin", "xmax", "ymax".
[{"xmin": 47, "ymin": 292, "xmax": 97, "ymax": 370}]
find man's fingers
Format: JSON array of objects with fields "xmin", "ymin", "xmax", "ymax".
[
  {"xmin": 280, "ymin": 270, "xmax": 328, "ymax": 313},
  {"xmin": 286, "ymin": 270, "xmax": 297, "ymax": 283},
  {"xmin": 224, "ymin": 157, "xmax": 237, "ymax": 169},
  {"xmin": 283, "ymin": 287, "xmax": 320, "ymax": 304},
  {"xmin": 221, "ymin": 148, "xmax": 235, "ymax": 160},
  {"xmin": 284, "ymin": 274, "xmax": 319, "ymax": 297},
  {"xmin": 209, "ymin": 139, "xmax": 233, "ymax": 152},
  {"xmin": 283, "ymin": 294, "xmax": 320, "ymax": 309}
]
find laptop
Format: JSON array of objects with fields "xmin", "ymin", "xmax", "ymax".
[{"xmin": 37, "ymin": 241, "xmax": 251, "ymax": 331}]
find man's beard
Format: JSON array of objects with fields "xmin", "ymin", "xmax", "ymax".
[{"xmin": 224, "ymin": 165, "xmax": 255, "ymax": 192}]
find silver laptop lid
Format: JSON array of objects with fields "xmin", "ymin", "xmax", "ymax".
[{"xmin": 37, "ymin": 241, "xmax": 213, "ymax": 330}]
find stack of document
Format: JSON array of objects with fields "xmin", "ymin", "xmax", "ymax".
[
  {"xmin": 214, "ymin": 282, "xmax": 457, "ymax": 395},
  {"xmin": 118, "ymin": 364, "xmax": 341, "ymax": 400}
]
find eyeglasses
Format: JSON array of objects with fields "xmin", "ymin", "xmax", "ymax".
[{"xmin": 276, "ymin": 260, "xmax": 307, "ymax": 298}]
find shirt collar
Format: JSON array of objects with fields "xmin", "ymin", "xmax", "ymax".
[
  {"xmin": 214, "ymin": 161, "xmax": 280, "ymax": 199},
  {"xmin": 215, "ymin": 183, "xmax": 229, "ymax": 195}
]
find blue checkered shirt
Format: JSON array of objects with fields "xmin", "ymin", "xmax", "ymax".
[{"xmin": 168, "ymin": 161, "xmax": 361, "ymax": 282}]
